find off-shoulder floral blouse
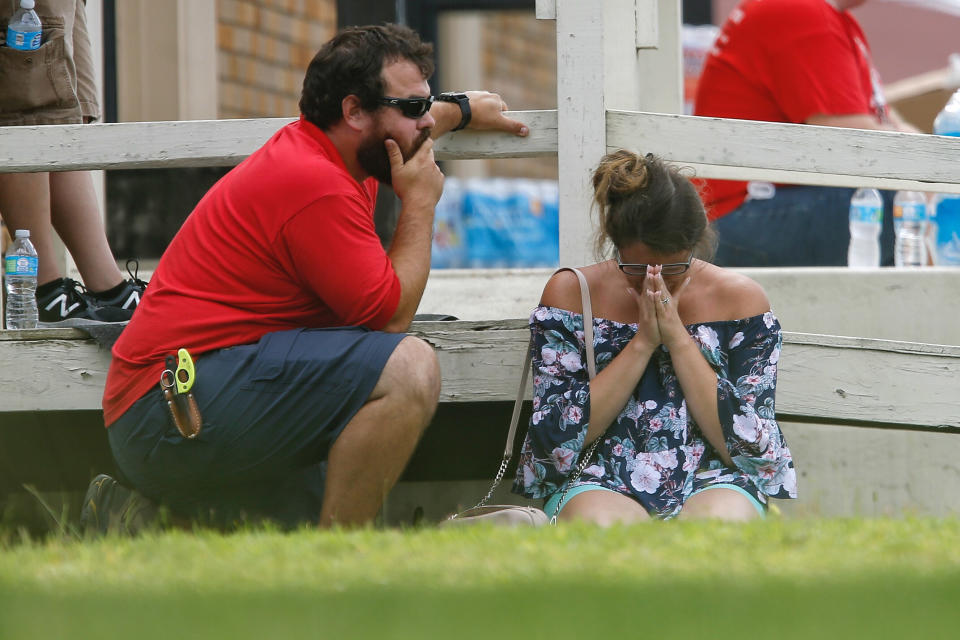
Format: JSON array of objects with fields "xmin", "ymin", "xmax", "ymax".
[{"xmin": 511, "ymin": 306, "xmax": 798, "ymax": 518}]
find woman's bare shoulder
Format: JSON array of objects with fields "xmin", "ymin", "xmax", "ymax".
[
  {"xmin": 700, "ymin": 264, "xmax": 771, "ymax": 320},
  {"xmin": 539, "ymin": 265, "xmax": 607, "ymax": 314}
]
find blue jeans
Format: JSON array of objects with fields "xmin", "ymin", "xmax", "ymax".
[{"xmin": 711, "ymin": 186, "xmax": 896, "ymax": 267}]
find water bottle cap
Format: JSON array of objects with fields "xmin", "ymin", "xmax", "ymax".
[
  {"xmin": 14, "ymin": 229, "xmax": 30, "ymax": 238},
  {"xmin": 20, "ymin": 0, "xmax": 35, "ymax": 9}
]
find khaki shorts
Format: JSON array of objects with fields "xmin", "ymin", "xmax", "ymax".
[{"xmin": 0, "ymin": 0, "xmax": 100, "ymax": 125}]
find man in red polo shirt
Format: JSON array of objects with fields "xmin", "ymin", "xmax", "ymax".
[
  {"xmin": 83, "ymin": 24, "xmax": 529, "ymax": 532},
  {"xmin": 694, "ymin": 0, "xmax": 919, "ymax": 266}
]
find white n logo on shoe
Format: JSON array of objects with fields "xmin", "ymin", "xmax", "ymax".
[
  {"xmin": 121, "ymin": 289, "xmax": 140, "ymax": 310},
  {"xmin": 44, "ymin": 293, "xmax": 81, "ymax": 318}
]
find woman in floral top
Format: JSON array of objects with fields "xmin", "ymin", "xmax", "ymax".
[{"xmin": 512, "ymin": 150, "xmax": 797, "ymax": 523}]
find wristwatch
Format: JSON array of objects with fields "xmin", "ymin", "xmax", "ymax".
[{"xmin": 437, "ymin": 92, "xmax": 471, "ymax": 131}]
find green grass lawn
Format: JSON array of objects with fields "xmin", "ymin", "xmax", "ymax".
[{"xmin": 2, "ymin": 518, "xmax": 959, "ymax": 639}]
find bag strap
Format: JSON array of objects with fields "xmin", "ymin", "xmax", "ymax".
[{"xmin": 454, "ymin": 267, "xmax": 595, "ymax": 516}]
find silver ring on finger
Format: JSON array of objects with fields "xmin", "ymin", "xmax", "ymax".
[{"xmin": 661, "ymin": 297, "xmax": 670, "ymax": 305}]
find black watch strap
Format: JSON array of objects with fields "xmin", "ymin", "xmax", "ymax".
[{"xmin": 437, "ymin": 92, "xmax": 471, "ymax": 131}]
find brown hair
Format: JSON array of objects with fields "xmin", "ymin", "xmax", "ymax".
[
  {"xmin": 300, "ymin": 24, "xmax": 435, "ymax": 130},
  {"xmin": 592, "ymin": 150, "xmax": 715, "ymax": 260}
]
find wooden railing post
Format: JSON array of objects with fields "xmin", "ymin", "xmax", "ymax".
[{"xmin": 547, "ymin": 0, "xmax": 682, "ymax": 266}]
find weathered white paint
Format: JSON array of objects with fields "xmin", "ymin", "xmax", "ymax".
[
  {"xmin": 0, "ymin": 112, "xmax": 556, "ymax": 173},
  {"xmin": 535, "ymin": 0, "xmax": 557, "ymax": 19},
  {"xmin": 776, "ymin": 421, "xmax": 960, "ymax": 517},
  {"xmin": 6, "ymin": 109, "xmax": 960, "ymax": 193},
  {"xmin": 416, "ymin": 267, "xmax": 960, "ymax": 345},
  {"xmin": 3, "ymin": 325, "xmax": 959, "ymax": 433},
  {"xmin": 632, "ymin": 1, "xmax": 682, "ymax": 113},
  {"xmin": 387, "ymin": 422, "xmax": 960, "ymax": 521},
  {"xmin": 634, "ymin": 0, "xmax": 659, "ymax": 49},
  {"xmin": 556, "ymin": 0, "xmax": 607, "ymax": 267},
  {"xmin": 607, "ymin": 110, "xmax": 960, "ymax": 192}
]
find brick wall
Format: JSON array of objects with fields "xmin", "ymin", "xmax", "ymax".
[
  {"xmin": 216, "ymin": 4, "xmax": 558, "ymax": 179},
  {"xmin": 481, "ymin": 11, "xmax": 557, "ymax": 180},
  {"xmin": 217, "ymin": 0, "xmax": 337, "ymax": 119}
]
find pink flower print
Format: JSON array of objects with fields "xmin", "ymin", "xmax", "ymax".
[
  {"xmin": 559, "ymin": 350, "xmax": 583, "ymax": 372},
  {"xmin": 644, "ymin": 400, "xmax": 658, "ymax": 411},
  {"xmin": 763, "ymin": 312, "xmax": 775, "ymax": 328},
  {"xmin": 564, "ymin": 405, "xmax": 583, "ymax": 423},
  {"xmin": 534, "ymin": 307, "xmax": 551, "ymax": 321},
  {"xmin": 653, "ymin": 449, "xmax": 678, "ymax": 470},
  {"xmin": 695, "ymin": 326, "xmax": 719, "ymax": 351},
  {"xmin": 782, "ymin": 468, "xmax": 798, "ymax": 496},
  {"xmin": 649, "ymin": 417, "xmax": 664, "ymax": 431},
  {"xmin": 769, "ymin": 345, "xmax": 780, "ymax": 365},
  {"xmin": 543, "ymin": 365, "xmax": 560, "ymax": 377},
  {"xmin": 729, "ymin": 332, "xmax": 744, "ymax": 349},
  {"xmin": 682, "ymin": 443, "xmax": 705, "ymax": 471},
  {"xmin": 532, "ymin": 395, "xmax": 541, "ymax": 410},
  {"xmin": 744, "ymin": 393, "xmax": 756, "ymax": 404},
  {"xmin": 541, "ymin": 347, "xmax": 558, "ymax": 365},
  {"xmin": 758, "ymin": 463, "xmax": 778, "ymax": 480},
  {"xmin": 584, "ymin": 464, "xmax": 605, "ymax": 478},
  {"xmin": 531, "ymin": 410, "xmax": 544, "ymax": 425},
  {"xmin": 551, "ymin": 447, "xmax": 576, "ymax": 473},
  {"xmin": 732, "ymin": 412, "xmax": 763, "ymax": 443},
  {"xmin": 744, "ymin": 374, "xmax": 762, "ymax": 388},
  {"xmin": 521, "ymin": 462, "xmax": 537, "ymax": 487},
  {"xmin": 611, "ymin": 443, "xmax": 624, "ymax": 457},
  {"xmin": 630, "ymin": 464, "xmax": 661, "ymax": 494}
]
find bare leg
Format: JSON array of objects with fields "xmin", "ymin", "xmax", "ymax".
[
  {"xmin": 678, "ymin": 488, "xmax": 760, "ymax": 521},
  {"xmin": 558, "ymin": 490, "xmax": 650, "ymax": 526},
  {"xmin": 48, "ymin": 171, "xmax": 124, "ymax": 292},
  {"xmin": 0, "ymin": 172, "xmax": 62, "ymax": 284},
  {"xmin": 319, "ymin": 336, "xmax": 441, "ymax": 527}
]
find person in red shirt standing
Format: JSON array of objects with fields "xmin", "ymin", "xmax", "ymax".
[
  {"xmin": 82, "ymin": 24, "xmax": 529, "ymax": 533},
  {"xmin": 694, "ymin": 0, "xmax": 919, "ymax": 266}
]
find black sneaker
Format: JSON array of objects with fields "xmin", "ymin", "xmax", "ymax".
[
  {"xmin": 36, "ymin": 278, "xmax": 132, "ymax": 326},
  {"xmin": 89, "ymin": 259, "xmax": 148, "ymax": 314},
  {"xmin": 80, "ymin": 474, "xmax": 160, "ymax": 537}
]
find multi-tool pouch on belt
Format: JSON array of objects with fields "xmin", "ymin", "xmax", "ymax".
[{"xmin": 160, "ymin": 350, "xmax": 202, "ymax": 439}]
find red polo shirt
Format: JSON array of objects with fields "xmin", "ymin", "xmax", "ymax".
[
  {"xmin": 694, "ymin": 0, "xmax": 890, "ymax": 218},
  {"xmin": 103, "ymin": 118, "xmax": 400, "ymax": 425}
]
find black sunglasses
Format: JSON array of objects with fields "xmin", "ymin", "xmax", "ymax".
[
  {"xmin": 378, "ymin": 95, "xmax": 435, "ymax": 119},
  {"xmin": 617, "ymin": 251, "xmax": 695, "ymax": 277}
]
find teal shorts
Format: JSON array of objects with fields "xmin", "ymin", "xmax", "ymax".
[{"xmin": 544, "ymin": 483, "xmax": 766, "ymax": 519}]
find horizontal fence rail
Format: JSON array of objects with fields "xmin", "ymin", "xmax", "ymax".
[
  {"xmin": 0, "ymin": 111, "xmax": 558, "ymax": 173},
  {"xmin": 607, "ymin": 110, "xmax": 960, "ymax": 194},
  {"xmin": 3, "ymin": 322, "xmax": 960, "ymax": 432},
  {"xmin": 3, "ymin": 109, "xmax": 959, "ymax": 193}
]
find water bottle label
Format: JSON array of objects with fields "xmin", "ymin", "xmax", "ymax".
[
  {"xmin": 4, "ymin": 255, "xmax": 38, "ymax": 276},
  {"xmin": 6, "ymin": 27, "xmax": 42, "ymax": 51},
  {"xmin": 850, "ymin": 204, "xmax": 881, "ymax": 224},
  {"xmin": 934, "ymin": 196, "xmax": 960, "ymax": 265},
  {"xmin": 893, "ymin": 202, "xmax": 926, "ymax": 223}
]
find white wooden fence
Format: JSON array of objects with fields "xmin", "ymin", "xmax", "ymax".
[{"xmin": 2, "ymin": 0, "xmax": 960, "ymax": 516}]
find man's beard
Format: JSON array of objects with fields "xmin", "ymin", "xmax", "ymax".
[{"xmin": 356, "ymin": 126, "xmax": 431, "ymax": 185}]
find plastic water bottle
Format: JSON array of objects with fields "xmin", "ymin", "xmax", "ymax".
[
  {"xmin": 5, "ymin": 0, "xmax": 42, "ymax": 51},
  {"xmin": 848, "ymin": 188, "xmax": 883, "ymax": 267},
  {"xmin": 932, "ymin": 89, "xmax": 960, "ymax": 265},
  {"xmin": 892, "ymin": 190, "xmax": 928, "ymax": 267},
  {"xmin": 4, "ymin": 229, "xmax": 39, "ymax": 329}
]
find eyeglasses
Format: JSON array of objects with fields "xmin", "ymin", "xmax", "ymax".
[
  {"xmin": 378, "ymin": 95, "xmax": 435, "ymax": 119},
  {"xmin": 617, "ymin": 251, "xmax": 694, "ymax": 276}
]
